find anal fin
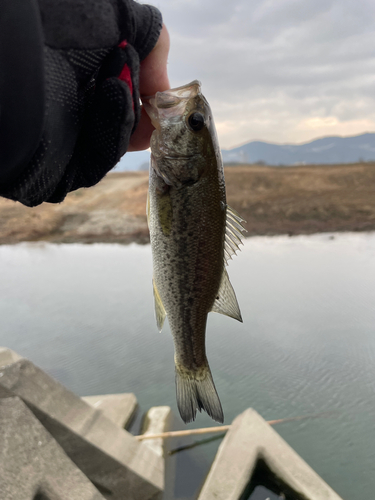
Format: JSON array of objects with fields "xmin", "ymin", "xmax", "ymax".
[
  {"xmin": 211, "ymin": 268, "xmax": 242, "ymax": 322},
  {"xmin": 153, "ymin": 279, "xmax": 166, "ymax": 332}
]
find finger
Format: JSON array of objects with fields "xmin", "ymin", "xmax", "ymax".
[
  {"xmin": 128, "ymin": 106, "xmax": 154, "ymax": 151},
  {"xmin": 129, "ymin": 24, "xmax": 171, "ymax": 151},
  {"xmin": 139, "ymin": 24, "xmax": 170, "ymax": 97}
]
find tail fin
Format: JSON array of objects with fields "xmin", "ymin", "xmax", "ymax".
[{"xmin": 175, "ymin": 362, "xmax": 224, "ymax": 424}]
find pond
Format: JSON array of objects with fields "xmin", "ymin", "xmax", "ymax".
[{"xmin": 0, "ymin": 232, "xmax": 374, "ymax": 499}]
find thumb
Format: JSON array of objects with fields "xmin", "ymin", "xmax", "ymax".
[
  {"xmin": 128, "ymin": 24, "xmax": 170, "ymax": 151},
  {"xmin": 139, "ymin": 23, "xmax": 170, "ymax": 97}
]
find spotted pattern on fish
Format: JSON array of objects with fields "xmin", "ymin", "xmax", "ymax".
[{"xmin": 145, "ymin": 81, "xmax": 245, "ymax": 424}]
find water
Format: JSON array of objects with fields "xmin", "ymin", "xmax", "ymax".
[{"xmin": 0, "ymin": 233, "xmax": 375, "ymax": 499}]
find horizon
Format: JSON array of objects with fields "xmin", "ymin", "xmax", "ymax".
[
  {"xmin": 147, "ymin": 0, "xmax": 375, "ymax": 149},
  {"xmin": 116, "ymin": 130, "xmax": 375, "ymax": 171},
  {"xmin": 222, "ymin": 130, "xmax": 375, "ymax": 151}
]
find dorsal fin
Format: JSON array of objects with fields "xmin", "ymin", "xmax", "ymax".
[
  {"xmin": 210, "ymin": 268, "xmax": 242, "ymax": 322},
  {"xmin": 153, "ymin": 279, "xmax": 166, "ymax": 332},
  {"xmin": 224, "ymin": 205, "xmax": 247, "ymax": 265}
]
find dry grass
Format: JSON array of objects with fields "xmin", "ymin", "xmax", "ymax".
[
  {"xmin": 225, "ymin": 163, "xmax": 375, "ymax": 235},
  {"xmin": 1, "ymin": 163, "xmax": 375, "ymax": 244}
]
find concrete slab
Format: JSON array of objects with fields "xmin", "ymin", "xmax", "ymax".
[
  {"xmin": 0, "ymin": 346, "xmax": 23, "ymax": 365},
  {"xmin": 0, "ymin": 348, "xmax": 23, "ymax": 398},
  {"xmin": 198, "ymin": 408, "xmax": 343, "ymax": 500},
  {"xmin": 82, "ymin": 393, "xmax": 138, "ymax": 429},
  {"xmin": 0, "ymin": 396, "xmax": 104, "ymax": 500},
  {"xmin": 0, "ymin": 348, "xmax": 164, "ymax": 500},
  {"xmin": 141, "ymin": 406, "xmax": 173, "ymax": 457}
]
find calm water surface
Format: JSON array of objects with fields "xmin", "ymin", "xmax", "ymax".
[{"xmin": 1, "ymin": 233, "xmax": 375, "ymax": 499}]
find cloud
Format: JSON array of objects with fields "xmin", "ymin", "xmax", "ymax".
[{"xmin": 148, "ymin": 0, "xmax": 375, "ymax": 147}]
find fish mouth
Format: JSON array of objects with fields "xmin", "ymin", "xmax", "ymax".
[{"xmin": 142, "ymin": 80, "xmax": 201, "ymax": 127}]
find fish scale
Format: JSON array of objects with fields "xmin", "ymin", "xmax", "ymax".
[{"xmin": 145, "ymin": 81, "xmax": 246, "ymax": 423}]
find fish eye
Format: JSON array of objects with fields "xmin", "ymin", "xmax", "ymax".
[{"xmin": 187, "ymin": 112, "xmax": 205, "ymax": 132}]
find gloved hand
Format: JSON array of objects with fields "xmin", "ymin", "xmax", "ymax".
[{"xmin": 0, "ymin": 0, "xmax": 164, "ymax": 206}]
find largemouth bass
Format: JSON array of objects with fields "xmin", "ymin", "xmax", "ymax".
[{"xmin": 144, "ymin": 81, "xmax": 245, "ymax": 424}]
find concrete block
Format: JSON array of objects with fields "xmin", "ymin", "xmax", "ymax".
[
  {"xmin": 198, "ymin": 408, "xmax": 343, "ymax": 500},
  {"xmin": 140, "ymin": 406, "xmax": 173, "ymax": 457},
  {"xmin": 0, "ymin": 396, "xmax": 104, "ymax": 500},
  {"xmin": 0, "ymin": 348, "xmax": 23, "ymax": 398},
  {"xmin": 0, "ymin": 348, "xmax": 163, "ymax": 500},
  {"xmin": 0, "ymin": 346, "xmax": 23, "ymax": 365},
  {"xmin": 82, "ymin": 393, "xmax": 138, "ymax": 429},
  {"xmin": 140, "ymin": 406, "xmax": 176, "ymax": 500}
]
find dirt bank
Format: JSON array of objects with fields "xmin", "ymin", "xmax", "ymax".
[
  {"xmin": 225, "ymin": 162, "xmax": 375, "ymax": 236},
  {"xmin": 1, "ymin": 163, "xmax": 375, "ymax": 245}
]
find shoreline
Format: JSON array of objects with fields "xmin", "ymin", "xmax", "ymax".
[
  {"xmin": 1, "ymin": 164, "xmax": 375, "ymax": 245},
  {"xmin": 1, "ymin": 229, "xmax": 374, "ymax": 249}
]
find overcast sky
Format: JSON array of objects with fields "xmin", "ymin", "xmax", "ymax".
[{"xmin": 147, "ymin": 0, "xmax": 375, "ymax": 149}]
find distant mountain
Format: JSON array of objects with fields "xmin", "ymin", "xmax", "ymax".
[
  {"xmin": 114, "ymin": 133, "xmax": 375, "ymax": 171},
  {"xmin": 222, "ymin": 133, "xmax": 375, "ymax": 165}
]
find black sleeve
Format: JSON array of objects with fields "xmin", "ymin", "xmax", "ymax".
[
  {"xmin": 0, "ymin": 0, "xmax": 45, "ymax": 185},
  {"xmin": 0, "ymin": 0, "xmax": 162, "ymax": 207}
]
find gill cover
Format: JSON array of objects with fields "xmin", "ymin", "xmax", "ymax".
[{"xmin": 143, "ymin": 81, "xmax": 210, "ymax": 188}]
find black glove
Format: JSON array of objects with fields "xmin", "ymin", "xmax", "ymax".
[{"xmin": 0, "ymin": 0, "xmax": 162, "ymax": 206}]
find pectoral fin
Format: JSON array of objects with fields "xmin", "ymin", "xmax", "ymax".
[
  {"xmin": 211, "ymin": 268, "xmax": 242, "ymax": 322},
  {"xmin": 157, "ymin": 190, "xmax": 173, "ymax": 236},
  {"xmin": 153, "ymin": 279, "xmax": 167, "ymax": 332}
]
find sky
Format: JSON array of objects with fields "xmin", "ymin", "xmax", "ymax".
[{"xmin": 146, "ymin": 0, "xmax": 375, "ymax": 149}]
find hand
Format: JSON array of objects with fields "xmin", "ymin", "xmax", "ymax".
[
  {"xmin": 128, "ymin": 24, "xmax": 170, "ymax": 152},
  {"xmin": 0, "ymin": 0, "xmax": 165, "ymax": 206}
]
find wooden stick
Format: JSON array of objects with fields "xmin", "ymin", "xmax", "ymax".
[
  {"xmin": 136, "ymin": 425, "xmax": 231, "ymax": 441},
  {"xmin": 135, "ymin": 412, "xmax": 330, "ymax": 441}
]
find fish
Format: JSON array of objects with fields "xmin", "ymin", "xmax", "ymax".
[{"xmin": 144, "ymin": 80, "xmax": 246, "ymax": 424}]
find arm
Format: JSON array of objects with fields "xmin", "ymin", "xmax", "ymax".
[
  {"xmin": 0, "ymin": 0, "xmax": 44, "ymax": 185},
  {"xmin": 0, "ymin": 0, "xmax": 169, "ymax": 207}
]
